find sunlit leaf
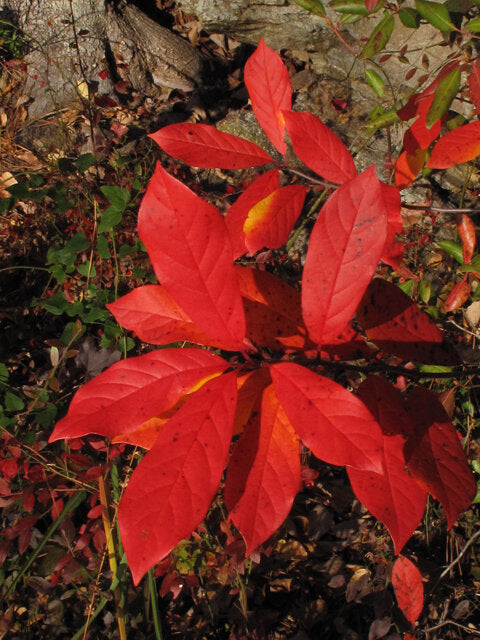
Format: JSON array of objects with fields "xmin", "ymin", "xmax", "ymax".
[
  {"xmin": 426, "ymin": 121, "xmax": 480, "ymax": 168},
  {"xmin": 150, "ymin": 123, "xmax": 273, "ymax": 169},
  {"xmin": 392, "ymin": 555, "xmax": 424, "ymax": 625},
  {"xmin": 118, "ymin": 372, "xmax": 238, "ymax": 584},
  {"xmin": 302, "ymin": 166, "xmax": 388, "ymax": 345},
  {"xmin": 271, "ymin": 363, "xmax": 383, "ymax": 473},
  {"xmin": 138, "ymin": 163, "xmax": 246, "ymax": 350},
  {"xmin": 244, "ymin": 37, "xmax": 292, "ymax": 154},
  {"xmin": 365, "ymin": 68, "xmax": 385, "ymax": 96},
  {"xmin": 443, "ymin": 280, "xmax": 470, "ymax": 312},
  {"xmin": 283, "ymin": 110, "xmax": 356, "ymax": 184},
  {"xmin": 225, "ymin": 170, "xmax": 280, "ymax": 259},
  {"xmin": 394, "ymin": 148, "xmax": 427, "ymax": 189},
  {"xmin": 294, "ymin": 0, "xmax": 326, "ymax": 15},
  {"xmin": 48, "ymin": 349, "xmax": 229, "ymax": 441},
  {"xmin": 225, "ymin": 384, "xmax": 301, "ymax": 554},
  {"xmin": 468, "ymin": 59, "xmax": 480, "ymax": 113},
  {"xmin": 456, "ymin": 213, "xmax": 476, "ymax": 264}
]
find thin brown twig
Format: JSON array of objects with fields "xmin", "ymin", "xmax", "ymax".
[{"xmin": 425, "ymin": 619, "xmax": 480, "ymax": 636}]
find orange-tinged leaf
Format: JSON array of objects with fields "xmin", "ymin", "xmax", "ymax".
[
  {"xmin": 48, "ymin": 349, "xmax": 229, "ymax": 441},
  {"xmin": 403, "ymin": 94, "xmax": 442, "ymax": 154},
  {"xmin": 426, "ymin": 121, "xmax": 480, "ymax": 169},
  {"xmin": 113, "ymin": 415, "xmax": 172, "ymax": 450},
  {"xmin": 149, "ymin": 123, "xmax": 272, "ymax": 169},
  {"xmin": 225, "ymin": 385, "xmax": 301, "ymax": 554},
  {"xmin": 392, "ymin": 555, "xmax": 424, "ymax": 625},
  {"xmin": 236, "ymin": 266, "xmax": 312, "ymax": 350},
  {"xmin": 242, "ymin": 185, "xmax": 306, "ymax": 254},
  {"xmin": 283, "ymin": 110, "xmax": 356, "ymax": 184},
  {"xmin": 244, "ymin": 37, "xmax": 292, "ymax": 154},
  {"xmin": 118, "ymin": 372, "xmax": 238, "ymax": 585},
  {"xmin": 394, "ymin": 148, "xmax": 427, "ymax": 189},
  {"xmin": 468, "ymin": 59, "xmax": 480, "ymax": 114},
  {"xmin": 356, "ymin": 278, "xmax": 459, "ymax": 364},
  {"xmin": 302, "ymin": 166, "xmax": 388, "ymax": 345},
  {"xmin": 225, "ymin": 170, "xmax": 280, "ymax": 258},
  {"xmin": 271, "ymin": 363, "xmax": 383, "ymax": 473},
  {"xmin": 456, "ymin": 213, "xmax": 476, "ymax": 264},
  {"xmin": 404, "ymin": 386, "xmax": 477, "ymax": 529},
  {"xmin": 444, "ymin": 280, "xmax": 470, "ymax": 312},
  {"xmin": 107, "ymin": 285, "xmax": 233, "ymax": 349},
  {"xmin": 348, "ymin": 377, "xmax": 427, "ymax": 553},
  {"xmin": 138, "ymin": 163, "xmax": 246, "ymax": 350}
]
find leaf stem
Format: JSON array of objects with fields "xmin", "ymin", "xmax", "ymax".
[{"xmin": 148, "ymin": 569, "xmax": 164, "ymax": 640}]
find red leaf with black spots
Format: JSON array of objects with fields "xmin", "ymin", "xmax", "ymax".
[{"xmin": 392, "ymin": 555, "xmax": 424, "ymax": 625}]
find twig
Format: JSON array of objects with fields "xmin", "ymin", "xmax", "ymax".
[
  {"xmin": 425, "ymin": 619, "xmax": 480, "ymax": 636},
  {"xmin": 437, "ymin": 529, "xmax": 480, "ymax": 581},
  {"xmin": 401, "ymin": 203, "xmax": 480, "ymax": 214}
]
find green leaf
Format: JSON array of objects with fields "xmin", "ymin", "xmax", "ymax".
[
  {"xmin": 458, "ymin": 254, "xmax": 480, "ymax": 273},
  {"xmin": 359, "ymin": 13, "xmax": 395, "ymax": 59},
  {"xmin": 419, "ymin": 364, "xmax": 453, "ymax": 373},
  {"xmin": 294, "ymin": 0, "xmax": 326, "ymax": 15},
  {"xmin": 97, "ymin": 235, "xmax": 111, "ymax": 259},
  {"xmin": 415, "ymin": 0, "xmax": 454, "ymax": 31},
  {"xmin": 75, "ymin": 153, "xmax": 96, "ymax": 173},
  {"xmin": 365, "ymin": 68, "xmax": 385, "ymax": 96},
  {"xmin": 100, "ymin": 186, "xmax": 130, "ymax": 212},
  {"xmin": 77, "ymin": 263, "xmax": 96, "ymax": 278},
  {"xmin": 340, "ymin": 12, "xmax": 362, "ymax": 23},
  {"xmin": 98, "ymin": 206, "xmax": 123, "ymax": 233},
  {"xmin": 419, "ymin": 279, "xmax": 432, "ymax": 304},
  {"xmin": 465, "ymin": 16, "xmax": 480, "ymax": 32},
  {"xmin": 332, "ymin": 0, "xmax": 369, "ymax": 14},
  {"xmin": 425, "ymin": 68, "xmax": 460, "ymax": 129},
  {"xmin": 5, "ymin": 391, "xmax": 24, "ymax": 412},
  {"xmin": 41, "ymin": 292, "xmax": 70, "ymax": 315},
  {"xmin": 399, "ymin": 7, "xmax": 421, "ymax": 28},
  {"xmin": 437, "ymin": 240, "xmax": 464, "ymax": 264},
  {"xmin": 35, "ymin": 404, "xmax": 58, "ymax": 428},
  {"xmin": 366, "ymin": 107, "xmax": 400, "ymax": 131},
  {"xmin": 65, "ymin": 232, "xmax": 90, "ymax": 253},
  {"xmin": 0, "ymin": 363, "xmax": 9, "ymax": 382}
]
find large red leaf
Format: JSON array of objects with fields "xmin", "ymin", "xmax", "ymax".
[
  {"xmin": 225, "ymin": 385, "xmax": 301, "ymax": 554},
  {"xmin": 356, "ymin": 278, "xmax": 459, "ymax": 364},
  {"xmin": 301, "ymin": 166, "xmax": 388, "ymax": 345},
  {"xmin": 403, "ymin": 93, "xmax": 442, "ymax": 154},
  {"xmin": 107, "ymin": 285, "xmax": 231, "ymax": 349},
  {"xmin": 404, "ymin": 386, "xmax": 476, "ymax": 529},
  {"xmin": 150, "ymin": 123, "xmax": 272, "ymax": 169},
  {"xmin": 243, "ymin": 185, "xmax": 306, "ymax": 254},
  {"xmin": 270, "ymin": 363, "xmax": 383, "ymax": 473},
  {"xmin": 244, "ymin": 37, "xmax": 292, "ymax": 154},
  {"xmin": 225, "ymin": 170, "xmax": 280, "ymax": 258},
  {"xmin": 138, "ymin": 163, "xmax": 246, "ymax": 350},
  {"xmin": 394, "ymin": 148, "xmax": 427, "ymax": 190},
  {"xmin": 347, "ymin": 377, "xmax": 427, "ymax": 553},
  {"xmin": 49, "ymin": 349, "xmax": 228, "ymax": 441},
  {"xmin": 379, "ymin": 182, "xmax": 404, "ymax": 268},
  {"xmin": 282, "ymin": 110, "xmax": 356, "ymax": 184},
  {"xmin": 236, "ymin": 266, "xmax": 312, "ymax": 350},
  {"xmin": 426, "ymin": 120, "xmax": 480, "ymax": 168},
  {"xmin": 234, "ymin": 368, "xmax": 271, "ymax": 435},
  {"xmin": 392, "ymin": 555, "xmax": 424, "ymax": 625},
  {"xmin": 118, "ymin": 372, "xmax": 238, "ymax": 585},
  {"xmin": 468, "ymin": 59, "xmax": 480, "ymax": 114}
]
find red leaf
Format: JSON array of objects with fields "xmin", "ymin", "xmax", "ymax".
[
  {"xmin": 48, "ymin": 348, "xmax": 228, "ymax": 441},
  {"xmin": 138, "ymin": 163, "xmax": 246, "ymax": 350},
  {"xmin": 225, "ymin": 170, "xmax": 280, "ymax": 258},
  {"xmin": 356, "ymin": 278, "xmax": 459, "ymax": 365},
  {"xmin": 392, "ymin": 555, "xmax": 424, "ymax": 625},
  {"xmin": 404, "ymin": 386, "xmax": 477, "ymax": 528},
  {"xmin": 236, "ymin": 266, "xmax": 312, "ymax": 350},
  {"xmin": 426, "ymin": 121, "xmax": 480, "ymax": 169},
  {"xmin": 302, "ymin": 166, "xmax": 388, "ymax": 345},
  {"xmin": 457, "ymin": 213, "xmax": 476, "ymax": 264},
  {"xmin": 366, "ymin": 0, "xmax": 383, "ymax": 9},
  {"xmin": 149, "ymin": 123, "xmax": 272, "ymax": 169},
  {"xmin": 118, "ymin": 372, "xmax": 238, "ymax": 585},
  {"xmin": 394, "ymin": 148, "xmax": 427, "ymax": 190},
  {"xmin": 380, "ymin": 182, "xmax": 404, "ymax": 268},
  {"xmin": 225, "ymin": 384, "xmax": 301, "ymax": 554},
  {"xmin": 234, "ymin": 368, "xmax": 271, "ymax": 435},
  {"xmin": 243, "ymin": 185, "xmax": 306, "ymax": 254},
  {"xmin": 283, "ymin": 111, "xmax": 356, "ymax": 184},
  {"xmin": 443, "ymin": 280, "xmax": 470, "ymax": 312},
  {"xmin": 270, "ymin": 363, "xmax": 383, "ymax": 473},
  {"xmin": 347, "ymin": 377, "xmax": 427, "ymax": 553},
  {"xmin": 468, "ymin": 59, "xmax": 480, "ymax": 114},
  {"xmin": 403, "ymin": 94, "xmax": 442, "ymax": 154},
  {"xmin": 107, "ymin": 285, "xmax": 233, "ymax": 350},
  {"xmin": 244, "ymin": 38, "xmax": 292, "ymax": 154}
]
